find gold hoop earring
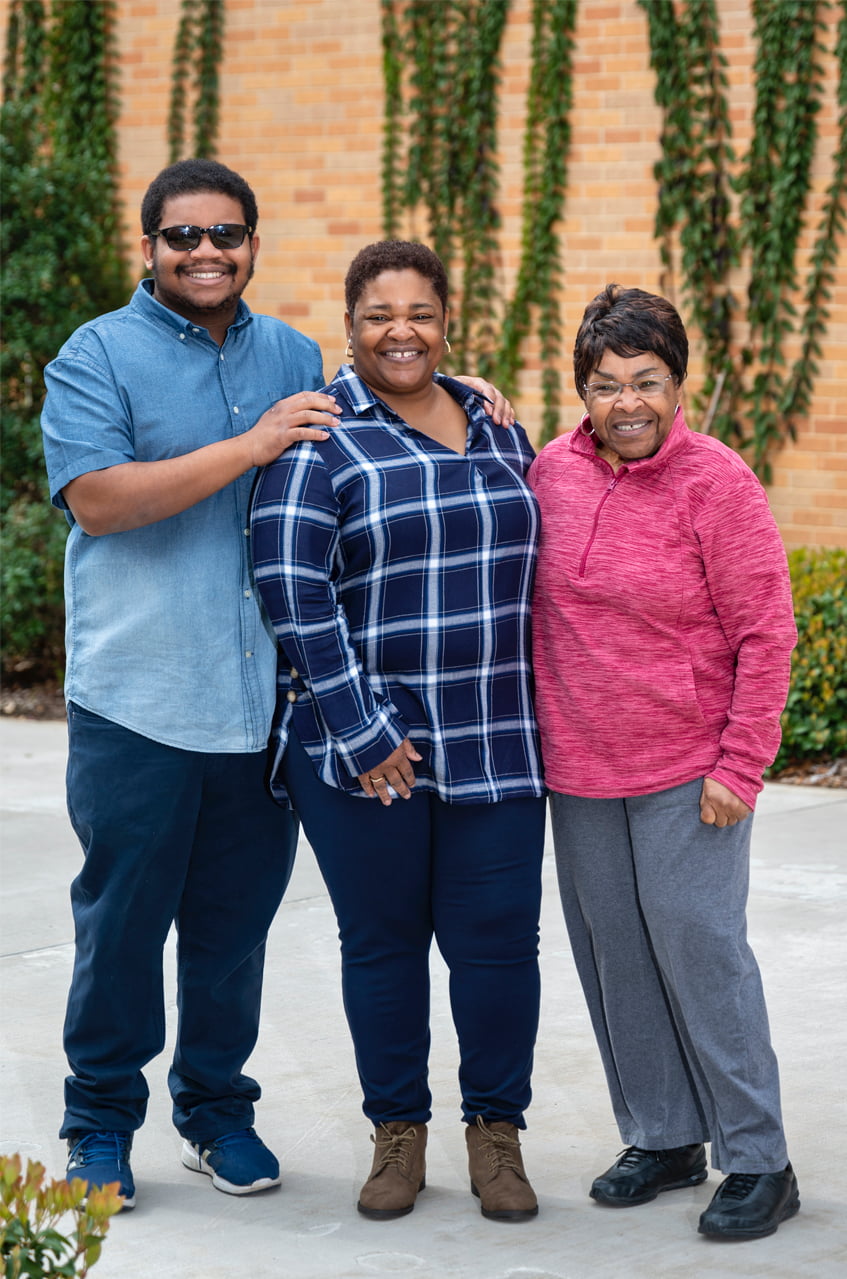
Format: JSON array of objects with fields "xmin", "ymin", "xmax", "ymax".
[
  {"xmin": 345, "ymin": 337, "xmax": 353, "ymax": 360},
  {"xmin": 443, "ymin": 336, "xmax": 452, "ymax": 355}
]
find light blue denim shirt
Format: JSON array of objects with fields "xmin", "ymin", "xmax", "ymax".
[{"xmin": 41, "ymin": 279, "xmax": 324, "ymax": 752}]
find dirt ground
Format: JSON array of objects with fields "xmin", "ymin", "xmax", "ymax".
[{"xmin": 1, "ymin": 681, "xmax": 67, "ymax": 722}]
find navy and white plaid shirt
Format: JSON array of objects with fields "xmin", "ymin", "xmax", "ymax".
[{"xmin": 250, "ymin": 364, "xmax": 544, "ymax": 805}]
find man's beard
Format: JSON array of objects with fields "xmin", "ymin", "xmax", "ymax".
[
  {"xmin": 153, "ymin": 251, "xmax": 256, "ymax": 317},
  {"xmin": 175, "ymin": 254, "xmax": 255, "ymax": 312}
]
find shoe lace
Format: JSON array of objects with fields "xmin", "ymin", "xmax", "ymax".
[
  {"xmin": 371, "ymin": 1124, "xmax": 417, "ymax": 1172},
  {"xmin": 475, "ymin": 1119, "xmax": 523, "ymax": 1176},
  {"xmin": 72, "ymin": 1132, "xmax": 131, "ymax": 1167},
  {"xmin": 203, "ymin": 1127, "xmax": 261, "ymax": 1153},
  {"xmin": 616, "ymin": 1145, "xmax": 696, "ymax": 1169},
  {"xmin": 616, "ymin": 1146, "xmax": 656, "ymax": 1169},
  {"xmin": 719, "ymin": 1172, "xmax": 761, "ymax": 1201}
]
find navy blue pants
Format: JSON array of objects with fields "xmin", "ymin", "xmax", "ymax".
[
  {"xmin": 61, "ymin": 702, "xmax": 297, "ymax": 1141},
  {"xmin": 283, "ymin": 729, "xmax": 546, "ymax": 1127}
]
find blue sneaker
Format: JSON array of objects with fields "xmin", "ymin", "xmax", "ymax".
[
  {"xmin": 66, "ymin": 1131, "xmax": 136, "ymax": 1210},
  {"xmin": 181, "ymin": 1127, "xmax": 280, "ymax": 1195}
]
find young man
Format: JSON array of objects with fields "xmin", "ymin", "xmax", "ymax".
[
  {"xmin": 40, "ymin": 158, "xmax": 341, "ymax": 1209},
  {"xmin": 41, "ymin": 158, "xmax": 512, "ymax": 1211}
]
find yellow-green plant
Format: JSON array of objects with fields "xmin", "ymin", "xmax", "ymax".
[
  {"xmin": 773, "ymin": 547, "xmax": 847, "ymax": 769},
  {"xmin": 0, "ymin": 1154, "xmax": 122, "ymax": 1279}
]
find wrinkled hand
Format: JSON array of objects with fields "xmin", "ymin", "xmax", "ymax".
[
  {"xmin": 453, "ymin": 376, "xmax": 515, "ymax": 428},
  {"xmin": 358, "ymin": 739, "xmax": 422, "ymax": 807},
  {"xmin": 246, "ymin": 391, "xmax": 341, "ymax": 466},
  {"xmin": 699, "ymin": 777, "xmax": 752, "ymax": 827}
]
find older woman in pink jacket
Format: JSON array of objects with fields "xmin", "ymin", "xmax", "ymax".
[{"xmin": 529, "ymin": 284, "xmax": 798, "ymax": 1242}]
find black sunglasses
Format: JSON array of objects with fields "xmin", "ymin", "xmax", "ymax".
[{"xmin": 149, "ymin": 223, "xmax": 254, "ymax": 251}]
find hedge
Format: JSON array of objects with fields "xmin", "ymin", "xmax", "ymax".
[{"xmin": 773, "ymin": 547, "xmax": 847, "ymax": 771}]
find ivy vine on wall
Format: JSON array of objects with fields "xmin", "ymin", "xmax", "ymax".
[
  {"xmin": 639, "ymin": 0, "xmax": 845, "ymax": 481},
  {"xmin": 738, "ymin": 0, "xmax": 832, "ymax": 479},
  {"xmin": 380, "ymin": 0, "xmax": 576, "ymax": 441},
  {"xmin": 496, "ymin": 0, "xmax": 577, "ymax": 442},
  {"xmin": 168, "ymin": 0, "xmax": 224, "ymax": 161},
  {"xmin": 639, "ymin": 0, "xmax": 740, "ymax": 443},
  {"xmin": 384, "ymin": 0, "xmax": 842, "ymax": 471},
  {"xmin": 381, "ymin": 0, "xmax": 510, "ymax": 375},
  {"xmin": 780, "ymin": 3, "xmax": 847, "ymax": 442}
]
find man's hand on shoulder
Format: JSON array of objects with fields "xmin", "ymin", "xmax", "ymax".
[
  {"xmin": 247, "ymin": 391, "xmax": 341, "ymax": 466},
  {"xmin": 452, "ymin": 376, "xmax": 516, "ymax": 428},
  {"xmin": 63, "ymin": 391, "xmax": 343, "ymax": 535}
]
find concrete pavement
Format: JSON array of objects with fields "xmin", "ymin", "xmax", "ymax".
[{"xmin": 1, "ymin": 716, "xmax": 845, "ymax": 1278}]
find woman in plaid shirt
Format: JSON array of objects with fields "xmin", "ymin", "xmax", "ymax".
[{"xmin": 251, "ymin": 241, "xmax": 546, "ymax": 1224}]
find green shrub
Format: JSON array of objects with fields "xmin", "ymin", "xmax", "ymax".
[
  {"xmin": 0, "ymin": 489, "xmax": 68, "ymax": 683},
  {"xmin": 1, "ymin": 1, "xmax": 129, "ymax": 684},
  {"xmin": 773, "ymin": 547, "xmax": 847, "ymax": 770}
]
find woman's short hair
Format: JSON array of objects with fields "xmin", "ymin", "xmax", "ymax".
[
  {"xmin": 573, "ymin": 284, "xmax": 688, "ymax": 397},
  {"xmin": 141, "ymin": 158, "xmax": 258, "ymax": 236},
  {"xmin": 345, "ymin": 241, "xmax": 449, "ymax": 317}
]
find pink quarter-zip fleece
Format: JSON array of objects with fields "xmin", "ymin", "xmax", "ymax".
[{"xmin": 528, "ymin": 408, "xmax": 797, "ymax": 810}]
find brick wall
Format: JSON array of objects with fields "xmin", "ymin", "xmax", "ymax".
[{"xmin": 6, "ymin": 0, "xmax": 844, "ymax": 547}]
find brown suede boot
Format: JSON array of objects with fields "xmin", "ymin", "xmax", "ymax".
[
  {"xmin": 357, "ymin": 1122, "xmax": 427, "ymax": 1219},
  {"xmin": 466, "ymin": 1116, "xmax": 538, "ymax": 1221}
]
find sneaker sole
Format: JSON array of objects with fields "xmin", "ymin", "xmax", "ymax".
[
  {"xmin": 591, "ymin": 1167, "xmax": 708, "ymax": 1207},
  {"xmin": 698, "ymin": 1192, "xmax": 800, "ymax": 1239},
  {"xmin": 180, "ymin": 1141, "xmax": 281, "ymax": 1195}
]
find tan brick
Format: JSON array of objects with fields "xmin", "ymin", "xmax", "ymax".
[{"xmin": 0, "ymin": 0, "xmax": 838, "ymax": 547}]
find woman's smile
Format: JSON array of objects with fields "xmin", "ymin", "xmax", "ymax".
[{"xmin": 346, "ymin": 268, "xmax": 448, "ymax": 401}]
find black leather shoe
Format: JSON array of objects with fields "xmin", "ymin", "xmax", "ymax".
[
  {"xmin": 698, "ymin": 1163, "xmax": 799, "ymax": 1239},
  {"xmin": 590, "ymin": 1143, "xmax": 707, "ymax": 1206}
]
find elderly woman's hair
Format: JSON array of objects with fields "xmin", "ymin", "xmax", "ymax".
[
  {"xmin": 345, "ymin": 241, "xmax": 449, "ymax": 316},
  {"xmin": 573, "ymin": 284, "xmax": 688, "ymax": 397}
]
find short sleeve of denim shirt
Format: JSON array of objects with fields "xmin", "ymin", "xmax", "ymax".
[{"xmin": 42, "ymin": 322, "xmax": 140, "ymax": 507}]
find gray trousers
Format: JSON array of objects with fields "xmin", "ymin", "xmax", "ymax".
[{"xmin": 549, "ymin": 779, "xmax": 788, "ymax": 1173}]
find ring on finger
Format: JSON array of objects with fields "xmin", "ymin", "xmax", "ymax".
[{"xmin": 369, "ymin": 774, "xmax": 386, "ymax": 783}]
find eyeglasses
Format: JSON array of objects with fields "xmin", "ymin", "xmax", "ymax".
[
  {"xmin": 583, "ymin": 375, "xmax": 675, "ymax": 401},
  {"xmin": 149, "ymin": 224, "xmax": 254, "ymax": 251}
]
